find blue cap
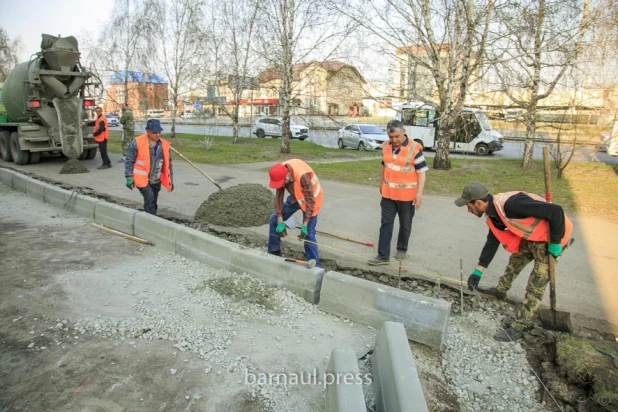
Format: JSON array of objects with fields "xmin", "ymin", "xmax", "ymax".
[{"xmin": 146, "ymin": 119, "xmax": 163, "ymax": 133}]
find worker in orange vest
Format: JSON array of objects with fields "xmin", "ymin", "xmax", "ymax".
[
  {"xmin": 124, "ymin": 119, "xmax": 174, "ymax": 215},
  {"xmin": 89, "ymin": 107, "xmax": 111, "ymax": 169},
  {"xmin": 368, "ymin": 119, "xmax": 427, "ymax": 266},
  {"xmin": 456, "ymin": 182, "xmax": 573, "ymax": 341},
  {"xmin": 267, "ymin": 159, "xmax": 323, "ymax": 266}
]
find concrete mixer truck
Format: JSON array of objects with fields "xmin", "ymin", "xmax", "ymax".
[{"xmin": 0, "ymin": 34, "xmax": 100, "ymax": 165}]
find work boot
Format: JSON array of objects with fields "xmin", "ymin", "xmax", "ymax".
[
  {"xmin": 367, "ymin": 256, "xmax": 389, "ymax": 266},
  {"xmin": 477, "ymin": 286, "xmax": 507, "ymax": 300},
  {"xmin": 394, "ymin": 250, "xmax": 406, "ymax": 260},
  {"xmin": 268, "ymin": 250, "xmax": 282, "ymax": 257},
  {"xmin": 494, "ymin": 326, "xmax": 524, "ymax": 342},
  {"xmin": 97, "ymin": 164, "xmax": 110, "ymax": 169}
]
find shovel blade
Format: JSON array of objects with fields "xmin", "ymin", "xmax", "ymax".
[{"xmin": 538, "ymin": 308, "xmax": 573, "ymax": 333}]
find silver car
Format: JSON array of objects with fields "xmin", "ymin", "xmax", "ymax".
[{"xmin": 338, "ymin": 124, "xmax": 387, "ymax": 151}]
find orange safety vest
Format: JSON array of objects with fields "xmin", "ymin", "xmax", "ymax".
[
  {"xmin": 487, "ymin": 191, "xmax": 573, "ymax": 254},
  {"xmin": 282, "ymin": 159, "xmax": 323, "ymax": 216},
  {"xmin": 381, "ymin": 140, "xmax": 422, "ymax": 201},
  {"xmin": 132, "ymin": 134, "xmax": 172, "ymax": 192},
  {"xmin": 93, "ymin": 114, "xmax": 109, "ymax": 143}
]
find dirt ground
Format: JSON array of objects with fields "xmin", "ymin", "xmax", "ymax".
[{"xmin": 0, "ymin": 185, "xmax": 381, "ymax": 411}]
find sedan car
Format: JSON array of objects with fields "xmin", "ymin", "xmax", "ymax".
[
  {"xmin": 252, "ymin": 117, "xmax": 309, "ymax": 140},
  {"xmin": 105, "ymin": 114, "xmax": 119, "ymax": 127},
  {"xmin": 338, "ymin": 124, "xmax": 388, "ymax": 151}
]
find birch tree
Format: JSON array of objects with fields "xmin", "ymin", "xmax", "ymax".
[
  {"xmin": 0, "ymin": 28, "xmax": 22, "ymax": 81},
  {"xmin": 255, "ymin": 0, "xmax": 354, "ymax": 154},
  {"xmin": 493, "ymin": 0, "xmax": 590, "ymax": 168},
  {"xmin": 205, "ymin": 0, "xmax": 260, "ymax": 144},
  {"xmin": 144, "ymin": 0, "xmax": 206, "ymax": 138},
  {"xmin": 329, "ymin": 0, "xmax": 494, "ymax": 169}
]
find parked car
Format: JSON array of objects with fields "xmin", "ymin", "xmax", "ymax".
[
  {"xmin": 105, "ymin": 114, "xmax": 119, "ymax": 127},
  {"xmin": 597, "ymin": 132, "xmax": 610, "ymax": 152},
  {"xmin": 252, "ymin": 117, "xmax": 309, "ymax": 140},
  {"xmin": 338, "ymin": 124, "xmax": 387, "ymax": 151},
  {"xmin": 182, "ymin": 112, "xmax": 198, "ymax": 119}
]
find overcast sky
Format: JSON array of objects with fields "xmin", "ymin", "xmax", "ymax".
[{"xmin": 1, "ymin": 0, "xmax": 113, "ymax": 62}]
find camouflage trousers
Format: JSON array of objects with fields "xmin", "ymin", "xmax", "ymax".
[
  {"xmin": 121, "ymin": 129, "xmax": 135, "ymax": 157},
  {"xmin": 496, "ymin": 240, "xmax": 551, "ymax": 331}
]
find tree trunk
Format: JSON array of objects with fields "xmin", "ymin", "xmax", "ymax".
[
  {"xmin": 522, "ymin": 106, "xmax": 536, "ymax": 168},
  {"xmin": 232, "ymin": 103, "xmax": 240, "ymax": 144},
  {"xmin": 433, "ymin": 111, "xmax": 452, "ymax": 170},
  {"xmin": 280, "ymin": 67, "xmax": 292, "ymax": 154},
  {"xmin": 171, "ymin": 95, "xmax": 177, "ymax": 139}
]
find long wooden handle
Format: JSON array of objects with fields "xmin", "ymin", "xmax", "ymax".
[
  {"xmin": 542, "ymin": 146, "xmax": 552, "ymax": 203},
  {"xmin": 316, "ymin": 229, "xmax": 374, "ymax": 247},
  {"xmin": 169, "ymin": 146, "xmax": 223, "ymax": 191},
  {"xmin": 91, "ymin": 223, "xmax": 154, "ymax": 245}
]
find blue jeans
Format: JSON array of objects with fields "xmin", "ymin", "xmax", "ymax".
[
  {"xmin": 268, "ymin": 196, "xmax": 319, "ymax": 266},
  {"xmin": 138, "ymin": 183, "xmax": 161, "ymax": 215}
]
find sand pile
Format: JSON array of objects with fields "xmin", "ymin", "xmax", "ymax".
[
  {"xmin": 195, "ymin": 183, "xmax": 274, "ymax": 227},
  {"xmin": 60, "ymin": 158, "xmax": 90, "ymax": 174}
]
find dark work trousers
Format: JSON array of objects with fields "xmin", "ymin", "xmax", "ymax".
[
  {"xmin": 377, "ymin": 197, "xmax": 415, "ymax": 260},
  {"xmin": 98, "ymin": 139, "xmax": 111, "ymax": 166},
  {"xmin": 138, "ymin": 183, "xmax": 162, "ymax": 215}
]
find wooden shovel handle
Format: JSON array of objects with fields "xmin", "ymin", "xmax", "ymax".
[{"xmin": 169, "ymin": 146, "xmax": 223, "ymax": 191}]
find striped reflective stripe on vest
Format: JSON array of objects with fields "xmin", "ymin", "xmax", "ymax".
[
  {"xmin": 298, "ymin": 175, "xmax": 321, "ymax": 205},
  {"xmin": 133, "ymin": 169, "xmax": 148, "ymax": 176},
  {"xmin": 136, "ymin": 160, "xmax": 146, "ymax": 166},
  {"xmin": 383, "ymin": 179, "xmax": 418, "ymax": 189},
  {"xmin": 384, "ymin": 163, "xmax": 414, "ymax": 172}
]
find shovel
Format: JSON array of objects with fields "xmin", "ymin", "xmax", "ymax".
[
  {"xmin": 538, "ymin": 147, "xmax": 573, "ymax": 333},
  {"xmin": 283, "ymin": 217, "xmax": 374, "ymax": 247}
]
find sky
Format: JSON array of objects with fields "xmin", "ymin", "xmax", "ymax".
[{"xmin": 1, "ymin": 0, "xmax": 113, "ymax": 62}]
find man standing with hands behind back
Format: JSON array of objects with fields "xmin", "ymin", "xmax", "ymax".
[
  {"xmin": 368, "ymin": 119, "xmax": 427, "ymax": 265},
  {"xmin": 124, "ymin": 119, "xmax": 174, "ymax": 216},
  {"xmin": 91, "ymin": 107, "xmax": 111, "ymax": 169}
]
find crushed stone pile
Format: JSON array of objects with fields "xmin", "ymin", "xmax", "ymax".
[
  {"xmin": 60, "ymin": 158, "xmax": 89, "ymax": 174},
  {"xmin": 443, "ymin": 312, "xmax": 552, "ymax": 412},
  {"xmin": 195, "ymin": 183, "xmax": 274, "ymax": 227}
]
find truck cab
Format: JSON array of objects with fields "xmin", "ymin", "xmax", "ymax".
[{"xmin": 396, "ymin": 103, "xmax": 504, "ymax": 156}]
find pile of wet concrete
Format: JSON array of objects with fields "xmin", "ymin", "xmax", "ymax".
[{"xmin": 195, "ymin": 183, "xmax": 274, "ymax": 227}]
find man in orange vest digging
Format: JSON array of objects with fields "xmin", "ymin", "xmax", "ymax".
[
  {"xmin": 267, "ymin": 160, "xmax": 323, "ymax": 266},
  {"xmin": 367, "ymin": 119, "xmax": 427, "ymax": 266},
  {"xmin": 124, "ymin": 119, "xmax": 174, "ymax": 216},
  {"xmin": 455, "ymin": 182, "xmax": 573, "ymax": 341}
]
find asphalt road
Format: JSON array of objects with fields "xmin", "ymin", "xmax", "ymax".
[{"xmin": 129, "ymin": 121, "xmax": 618, "ymax": 165}]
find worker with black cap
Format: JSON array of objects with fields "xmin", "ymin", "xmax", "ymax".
[{"xmin": 455, "ymin": 182, "xmax": 573, "ymax": 341}]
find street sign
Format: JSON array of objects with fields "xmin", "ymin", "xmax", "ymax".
[{"xmin": 194, "ymin": 102, "xmax": 202, "ymax": 110}]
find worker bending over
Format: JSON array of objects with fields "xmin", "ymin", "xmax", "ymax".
[
  {"xmin": 455, "ymin": 182, "xmax": 572, "ymax": 341},
  {"xmin": 267, "ymin": 159, "xmax": 323, "ymax": 267}
]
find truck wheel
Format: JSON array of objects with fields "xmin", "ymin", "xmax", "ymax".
[
  {"xmin": 29, "ymin": 152, "xmax": 41, "ymax": 164},
  {"xmin": 78, "ymin": 150, "xmax": 89, "ymax": 160},
  {"xmin": 475, "ymin": 143, "xmax": 489, "ymax": 156},
  {"xmin": 87, "ymin": 148, "xmax": 98, "ymax": 160},
  {"xmin": 10, "ymin": 132, "xmax": 30, "ymax": 165},
  {"xmin": 0, "ymin": 130, "xmax": 13, "ymax": 162}
]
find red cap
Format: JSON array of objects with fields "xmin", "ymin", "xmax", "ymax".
[{"xmin": 269, "ymin": 164, "xmax": 288, "ymax": 188}]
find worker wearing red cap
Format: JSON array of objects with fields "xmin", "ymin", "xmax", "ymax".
[{"xmin": 267, "ymin": 159, "xmax": 323, "ymax": 266}]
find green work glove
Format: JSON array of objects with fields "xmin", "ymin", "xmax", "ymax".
[
  {"xmin": 275, "ymin": 222, "xmax": 287, "ymax": 236},
  {"xmin": 467, "ymin": 269, "xmax": 482, "ymax": 291},
  {"xmin": 548, "ymin": 243, "xmax": 562, "ymax": 258},
  {"xmin": 299, "ymin": 225, "xmax": 308, "ymax": 240},
  {"xmin": 125, "ymin": 179, "xmax": 134, "ymax": 190}
]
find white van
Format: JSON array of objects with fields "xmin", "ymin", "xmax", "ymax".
[
  {"xmin": 396, "ymin": 103, "xmax": 504, "ymax": 156},
  {"xmin": 146, "ymin": 109, "xmax": 165, "ymax": 118}
]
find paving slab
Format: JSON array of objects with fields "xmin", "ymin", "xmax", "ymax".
[
  {"xmin": 319, "ymin": 271, "xmax": 451, "ymax": 349},
  {"xmin": 325, "ymin": 348, "xmax": 367, "ymax": 412},
  {"xmin": 372, "ymin": 321, "xmax": 428, "ymax": 412}
]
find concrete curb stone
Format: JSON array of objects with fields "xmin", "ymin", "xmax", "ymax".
[
  {"xmin": 94, "ymin": 202, "xmax": 137, "ymax": 235},
  {"xmin": 134, "ymin": 212, "xmax": 178, "ymax": 253},
  {"xmin": 325, "ymin": 348, "xmax": 367, "ymax": 412},
  {"xmin": 318, "ymin": 271, "xmax": 450, "ymax": 349},
  {"xmin": 0, "ymin": 168, "xmax": 15, "ymax": 187},
  {"xmin": 372, "ymin": 321, "xmax": 428, "ymax": 412},
  {"xmin": 11, "ymin": 173, "xmax": 30, "ymax": 193}
]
